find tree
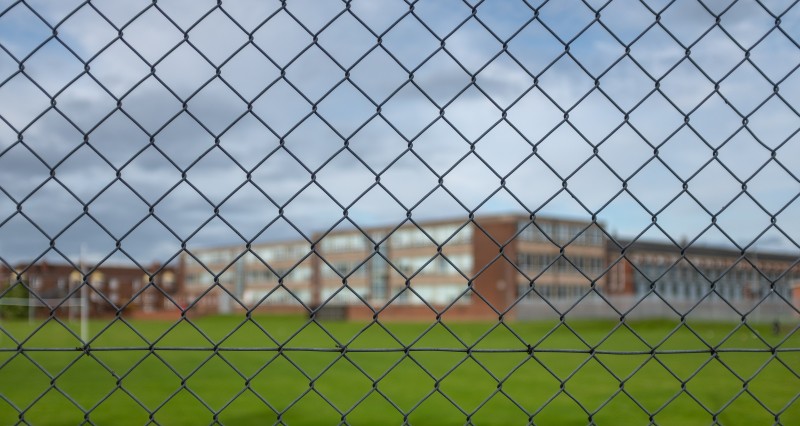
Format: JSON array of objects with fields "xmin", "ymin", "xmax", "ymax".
[{"xmin": 0, "ymin": 282, "xmax": 29, "ymax": 320}]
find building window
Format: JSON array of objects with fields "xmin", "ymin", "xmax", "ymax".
[
  {"xmin": 287, "ymin": 266, "xmax": 312, "ymax": 282},
  {"xmin": 391, "ymin": 225, "xmax": 470, "ymax": 248},
  {"xmin": 555, "ymin": 224, "xmax": 570, "ymax": 243},
  {"xmin": 586, "ymin": 226, "xmax": 603, "ymax": 246},
  {"xmin": 320, "ymin": 234, "xmax": 368, "ymax": 253},
  {"xmin": 256, "ymin": 248, "xmax": 275, "ymax": 262},
  {"xmin": 452, "ymin": 225, "xmax": 473, "ymax": 244},
  {"xmin": 392, "ymin": 228, "xmax": 425, "ymax": 248},
  {"xmin": 428, "ymin": 225, "xmax": 466, "ymax": 245},
  {"xmin": 447, "ymin": 254, "xmax": 473, "ymax": 274},
  {"xmin": 395, "ymin": 256, "xmax": 426, "ymax": 275},
  {"xmin": 634, "ymin": 273, "xmax": 649, "ymax": 296},
  {"xmin": 540, "ymin": 223, "xmax": 554, "ymax": 239},
  {"xmin": 370, "ymin": 273, "xmax": 387, "ymax": 301},
  {"xmin": 246, "ymin": 269, "xmax": 274, "ymax": 282},
  {"xmin": 197, "ymin": 250, "xmax": 234, "ymax": 265},
  {"xmin": 321, "ymin": 262, "xmax": 366, "ymax": 278}
]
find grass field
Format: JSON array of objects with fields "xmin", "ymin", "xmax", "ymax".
[{"xmin": 0, "ymin": 315, "xmax": 798, "ymax": 425}]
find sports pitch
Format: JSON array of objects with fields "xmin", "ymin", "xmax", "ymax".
[{"xmin": 0, "ymin": 315, "xmax": 798, "ymax": 425}]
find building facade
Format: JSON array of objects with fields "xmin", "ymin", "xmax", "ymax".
[
  {"xmin": 179, "ymin": 213, "xmax": 800, "ymax": 321},
  {"xmin": 181, "ymin": 240, "xmax": 314, "ymax": 315},
  {"xmin": 0, "ymin": 261, "xmax": 177, "ymax": 319},
  {"xmin": 6, "ymin": 215, "xmax": 795, "ymax": 321},
  {"xmin": 603, "ymin": 239, "xmax": 800, "ymax": 321},
  {"xmin": 178, "ymin": 214, "xmax": 612, "ymax": 319},
  {"xmin": 6, "ymin": 216, "xmax": 796, "ymax": 321}
]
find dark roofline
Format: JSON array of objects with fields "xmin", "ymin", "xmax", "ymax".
[
  {"xmin": 186, "ymin": 212, "xmax": 603, "ymax": 252},
  {"xmin": 319, "ymin": 212, "xmax": 603, "ymax": 237}
]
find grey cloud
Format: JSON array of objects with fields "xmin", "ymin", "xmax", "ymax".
[
  {"xmin": 18, "ymin": 110, "xmax": 84, "ymax": 166},
  {"xmin": 0, "ymin": 214, "xmax": 54, "ymax": 264},
  {"xmin": 1, "ymin": 0, "xmax": 799, "ymax": 268},
  {"xmin": 251, "ymin": 79, "xmax": 312, "ymax": 135},
  {"xmin": 315, "ymin": 13, "xmax": 378, "ymax": 69},
  {"xmin": 17, "ymin": 180, "xmax": 84, "ymax": 236},
  {"xmin": 344, "ymin": 117, "xmax": 408, "ymax": 171},
  {"xmin": 440, "ymin": 18, "xmax": 504, "ymax": 73},
  {"xmin": 413, "ymin": 52, "xmax": 474, "ymax": 105},
  {"xmin": 411, "ymin": 120, "xmax": 472, "ymax": 174},
  {"xmin": 0, "ymin": 76, "xmax": 52, "ymax": 131},
  {"xmin": 220, "ymin": 0, "xmax": 282, "ymax": 32},
  {"xmin": 250, "ymin": 12, "xmax": 313, "ymax": 67},
  {"xmin": 347, "ymin": 0, "xmax": 410, "ymax": 35},
  {"xmin": 0, "ymin": 143, "xmax": 51, "ymax": 201},
  {"xmin": 474, "ymin": 55, "xmax": 535, "ymax": 107}
]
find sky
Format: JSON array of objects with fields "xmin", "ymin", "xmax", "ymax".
[{"xmin": 0, "ymin": 0, "xmax": 799, "ymax": 267}]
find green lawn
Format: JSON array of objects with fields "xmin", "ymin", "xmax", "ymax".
[{"xmin": 0, "ymin": 315, "xmax": 798, "ymax": 425}]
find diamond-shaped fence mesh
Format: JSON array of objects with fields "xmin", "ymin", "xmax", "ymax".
[{"xmin": 0, "ymin": 0, "xmax": 799, "ymax": 424}]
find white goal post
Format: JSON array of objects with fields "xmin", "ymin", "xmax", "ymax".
[{"xmin": 0, "ymin": 294, "xmax": 89, "ymax": 342}]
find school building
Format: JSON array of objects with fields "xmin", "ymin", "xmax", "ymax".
[
  {"xmin": 179, "ymin": 214, "xmax": 614, "ymax": 320},
  {"xmin": 179, "ymin": 213, "xmax": 800, "ymax": 321},
  {"xmin": 4, "ymin": 213, "xmax": 796, "ymax": 321},
  {"xmin": 0, "ymin": 261, "xmax": 178, "ymax": 319}
]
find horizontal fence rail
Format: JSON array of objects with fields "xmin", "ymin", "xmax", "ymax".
[{"xmin": 0, "ymin": 0, "xmax": 799, "ymax": 424}]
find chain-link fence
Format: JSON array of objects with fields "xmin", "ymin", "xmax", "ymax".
[{"xmin": 1, "ymin": 0, "xmax": 799, "ymax": 424}]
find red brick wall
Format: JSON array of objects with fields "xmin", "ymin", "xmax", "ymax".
[{"xmin": 470, "ymin": 218, "xmax": 518, "ymax": 319}]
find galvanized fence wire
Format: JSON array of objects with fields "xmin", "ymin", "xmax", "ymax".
[{"xmin": 0, "ymin": 0, "xmax": 799, "ymax": 424}]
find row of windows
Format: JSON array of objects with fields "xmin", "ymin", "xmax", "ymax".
[
  {"xmin": 193, "ymin": 226, "xmax": 474, "ymax": 262},
  {"xmin": 196, "ymin": 251, "xmax": 237, "ymax": 265},
  {"xmin": 395, "ymin": 254, "xmax": 473, "ymax": 276},
  {"xmin": 390, "ymin": 225, "xmax": 473, "ymax": 249},
  {"xmin": 318, "ymin": 254, "xmax": 475, "ymax": 278},
  {"xmin": 405, "ymin": 284, "xmax": 469, "ymax": 305},
  {"xmin": 320, "ymin": 284, "xmax": 469, "ymax": 305},
  {"xmin": 320, "ymin": 234, "xmax": 369, "ymax": 253},
  {"xmin": 518, "ymin": 284, "xmax": 590, "ymax": 300},
  {"xmin": 315, "ymin": 225, "xmax": 475, "ymax": 255},
  {"xmin": 321, "ymin": 261, "xmax": 368, "ymax": 278},
  {"xmin": 633, "ymin": 273, "xmax": 794, "ymax": 301},
  {"xmin": 242, "ymin": 289, "xmax": 311, "ymax": 305},
  {"xmin": 516, "ymin": 254, "xmax": 604, "ymax": 274},
  {"xmin": 638, "ymin": 265, "xmax": 800, "ymax": 283},
  {"xmin": 196, "ymin": 245, "xmax": 309, "ymax": 266},
  {"xmin": 517, "ymin": 222, "xmax": 604, "ymax": 246},
  {"xmin": 253, "ymin": 245, "xmax": 307, "ymax": 262},
  {"xmin": 633, "ymin": 254, "xmax": 790, "ymax": 272},
  {"xmin": 315, "ymin": 225, "xmax": 475, "ymax": 254},
  {"xmin": 186, "ymin": 266, "xmax": 312, "ymax": 286},
  {"xmin": 246, "ymin": 266, "xmax": 312, "ymax": 283}
]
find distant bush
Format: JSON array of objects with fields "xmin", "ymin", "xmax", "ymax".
[{"xmin": 0, "ymin": 282, "xmax": 29, "ymax": 320}]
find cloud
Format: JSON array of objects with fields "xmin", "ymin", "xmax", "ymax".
[{"xmin": 0, "ymin": 0, "xmax": 799, "ymax": 268}]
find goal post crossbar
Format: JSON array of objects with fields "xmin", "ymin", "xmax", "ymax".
[
  {"xmin": 0, "ymin": 297, "xmax": 83, "ymax": 307},
  {"xmin": 0, "ymin": 296, "xmax": 89, "ymax": 342}
]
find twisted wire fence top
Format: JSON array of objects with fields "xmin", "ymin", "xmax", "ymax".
[{"xmin": 0, "ymin": 0, "xmax": 799, "ymax": 424}]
